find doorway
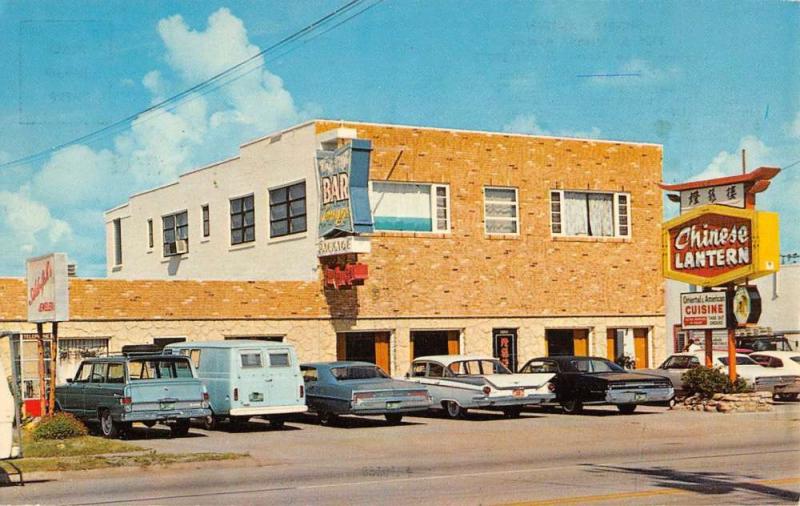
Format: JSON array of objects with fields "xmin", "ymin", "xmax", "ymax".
[
  {"xmin": 410, "ymin": 330, "xmax": 459, "ymax": 359},
  {"xmin": 546, "ymin": 329, "xmax": 589, "ymax": 357},
  {"xmin": 633, "ymin": 328, "xmax": 649, "ymax": 369},
  {"xmin": 336, "ymin": 332, "xmax": 391, "ymax": 373}
]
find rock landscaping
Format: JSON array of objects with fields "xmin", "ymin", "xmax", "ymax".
[{"xmin": 671, "ymin": 392, "xmax": 773, "ymax": 413}]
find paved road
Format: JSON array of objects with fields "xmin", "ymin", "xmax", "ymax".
[{"xmin": 3, "ymin": 403, "xmax": 800, "ymax": 505}]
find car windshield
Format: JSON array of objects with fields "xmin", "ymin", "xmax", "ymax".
[
  {"xmin": 448, "ymin": 360, "xmax": 511, "ymax": 376},
  {"xmin": 792, "ymin": 357, "xmax": 800, "ymax": 365},
  {"xmin": 129, "ymin": 358, "xmax": 194, "ymax": 380},
  {"xmin": 521, "ymin": 361, "xmax": 558, "ymax": 373},
  {"xmin": 331, "ymin": 365, "xmax": 389, "ymax": 381},
  {"xmin": 717, "ymin": 356, "xmax": 758, "ymax": 366}
]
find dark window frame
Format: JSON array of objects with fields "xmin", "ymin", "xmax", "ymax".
[
  {"xmin": 201, "ymin": 205, "xmax": 210, "ymax": 238},
  {"xmin": 113, "ymin": 218, "xmax": 122, "ymax": 265},
  {"xmin": 147, "ymin": 218, "xmax": 154, "ymax": 249},
  {"xmin": 230, "ymin": 195, "xmax": 255, "ymax": 245},
  {"xmin": 269, "ymin": 181, "xmax": 307, "ymax": 238},
  {"xmin": 162, "ymin": 210, "xmax": 189, "ymax": 257}
]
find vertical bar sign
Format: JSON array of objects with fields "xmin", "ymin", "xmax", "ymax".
[{"xmin": 317, "ymin": 144, "xmax": 354, "ymax": 238}]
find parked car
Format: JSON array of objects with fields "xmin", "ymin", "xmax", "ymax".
[
  {"xmin": 1, "ymin": 359, "xmax": 20, "ymax": 459},
  {"xmin": 736, "ymin": 336, "xmax": 794, "ymax": 354},
  {"xmin": 519, "ymin": 356, "xmax": 673, "ymax": 414},
  {"xmin": 749, "ymin": 351, "xmax": 800, "ymax": 401},
  {"xmin": 55, "ymin": 354, "xmax": 211, "ymax": 438},
  {"xmin": 300, "ymin": 361, "xmax": 432, "ymax": 425},
  {"xmin": 405, "ymin": 355, "xmax": 556, "ymax": 418},
  {"xmin": 165, "ymin": 341, "xmax": 307, "ymax": 428},
  {"xmin": 640, "ymin": 351, "xmax": 799, "ymax": 399}
]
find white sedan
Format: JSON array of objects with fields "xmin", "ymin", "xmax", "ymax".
[
  {"xmin": 749, "ymin": 351, "xmax": 800, "ymax": 401},
  {"xmin": 405, "ymin": 355, "xmax": 556, "ymax": 418}
]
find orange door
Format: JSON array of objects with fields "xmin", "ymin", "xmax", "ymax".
[
  {"xmin": 606, "ymin": 329, "xmax": 617, "ymax": 361},
  {"xmin": 374, "ymin": 333, "xmax": 390, "ymax": 373},
  {"xmin": 573, "ymin": 329, "xmax": 589, "ymax": 356},
  {"xmin": 634, "ymin": 329, "xmax": 649, "ymax": 369},
  {"xmin": 336, "ymin": 334, "xmax": 346, "ymax": 361},
  {"xmin": 447, "ymin": 331, "xmax": 460, "ymax": 355}
]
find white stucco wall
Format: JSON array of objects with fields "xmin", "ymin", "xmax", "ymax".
[{"xmin": 105, "ymin": 122, "xmax": 322, "ymax": 281}]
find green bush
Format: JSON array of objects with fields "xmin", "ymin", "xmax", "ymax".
[
  {"xmin": 32, "ymin": 413, "xmax": 89, "ymax": 441},
  {"xmin": 682, "ymin": 367, "xmax": 751, "ymax": 398}
]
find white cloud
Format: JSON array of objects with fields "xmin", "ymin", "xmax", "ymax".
[
  {"xmin": 589, "ymin": 58, "xmax": 679, "ymax": 87},
  {"xmin": 690, "ymin": 136, "xmax": 772, "ymax": 182},
  {"xmin": 0, "ymin": 8, "xmax": 313, "ymax": 276},
  {"xmin": 503, "ymin": 114, "xmax": 602, "ymax": 140}
]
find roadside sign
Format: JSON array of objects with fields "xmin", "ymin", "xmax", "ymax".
[
  {"xmin": 730, "ymin": 285, "xmax": 761, "ymax": 326},
  {"xmin": 680, "ymin": 291, "xmax": 728, "ymax": 330},
  {"xmin": 25, "ymin": 253, "xmax": 69, "ymax": 323}
]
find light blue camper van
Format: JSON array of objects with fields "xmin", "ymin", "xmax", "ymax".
[{"xmin": 164, "ymin": 340, "xmax": 307, "ymax": 428}]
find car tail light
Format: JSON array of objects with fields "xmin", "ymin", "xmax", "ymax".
[
  {"xmin": 233, "ymin": 388, "xmax": 239, "ymax": 401},
  {"xmin": 299, "ymin": 385, "xmax": 304, "ymax": 398},
  {"xmin": 547, "ymin": 382, "xmax": 556, "ymax": 392},
  {"xmin": 482, "ymin": 386, "xmax": 491, "ymax": 395},
  {"xmin": 353, "ymin": 392, "xmax": 376, "ymax": 403},
  {"xmin": 407, "ymin": 390, "xmax": 428, "ymax": 398},
  {"xmin": 119, "ymin": 396, "xmax": 132, "ymax": 405}
]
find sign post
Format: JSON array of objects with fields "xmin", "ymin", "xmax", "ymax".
[
  {"xmin": 661, "ymin": 167, "xmax": 780, "ymax": 383},
  {"xmin": 25, "ymin": 253, "xmax": 69, "ymax": 417}
]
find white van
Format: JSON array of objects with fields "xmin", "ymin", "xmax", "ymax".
[
  {"xmin": 164, "ymin": 340, "xmax": 307, "ymax": 428},
  {"xmin": 1, "ymin": 360, "xmax": 20, "ymax": 459}
]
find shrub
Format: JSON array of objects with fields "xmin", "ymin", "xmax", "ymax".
[
  {"xmin": 32, "ymin": 413, "xmax": 88, "ymax": 441},
  {"xmin": 682, "ymin": 367, "xmax": 751, "ymax": 398}
]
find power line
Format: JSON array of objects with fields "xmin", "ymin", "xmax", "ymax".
[{"xmin": 0, "ymin": 0, "xmax": 379, "ymax": 170}]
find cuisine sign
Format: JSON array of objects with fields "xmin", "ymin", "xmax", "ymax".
[
  {"xmin": 662, "ymin": 204, "xmax": 779, "ymax": 287},
  {"xmin": 680, "ymin": 291, "xmax": 728, "ymax": 330}
]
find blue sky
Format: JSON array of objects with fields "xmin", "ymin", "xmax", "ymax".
[{"xmin": 0, "ymin": 0, "xmax": 798, "ymax": 276}]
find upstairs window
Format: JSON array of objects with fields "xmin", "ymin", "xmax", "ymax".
[
  {"xmin": 147, "ymin": 219, "xmax": 154, "ymax": 249},
  {"xmin": 230, "ymin": 195, "xmax": 255, "ymax": 245},
  {"xmin": 162, "ymin": 211, "xmax": 188, "ymax": 256},
  {"xmin": 370, "ymin": 181, "xmax": 450, "ymax": 233},
  {"xmin": 269, "ymin": 181, "xmax": 307, "ymax": 238},
  {"xmin": 202, "ymin": 205, "xmax": 210, "ymax": 238},
  {"xmin": 484, "ymin": 187, "xmax": 518, "ymax": 234},
  {"xmin": 113, "ymin": 218, "xmax": 122, "ymax": 265},
  {"xmin": 550, "ymin": 190, "xmax": 631, "ymax": 238}
]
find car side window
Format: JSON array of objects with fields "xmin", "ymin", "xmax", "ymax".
[
  {"xmin": 428, "ymin": 363, "xmax": 445, "ymax": 378},
  {"xmin": 522, "ymin": 361, "xmax": 558, "ymax": 373},
  {"xmin": 411, "ymin": 363, "xmax": 427, "ymax": 377},
  {"xmin": 106, "ymin": 363, "xmax": 125, "ymax": 384},
  {"xmin": 74, "ymin": 363, "xmax": 92, "ymax": 383},
  {"xmin": 89, "ymin": 363, "xmax": 106, "ymax": 383},
  {"xmin": 301, "ymin": 367, "xmax": 318, "ymax": 383},
  {"xmin": 570, "ymin": 360, "xmax": 590, "ymax": 373},
  {"xmin": 240, "ymin": 351, "xmax": 263, "ymax": 368},
  {"xmin": 174, "ymin": 360, "xmax": 194, "ymax": 378},
  {"xmin": 689, "ymin": 357, "xmax": 701, "ymax": 368}
]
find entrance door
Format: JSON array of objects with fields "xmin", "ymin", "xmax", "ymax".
[
  {"xmin": 545, "ymin": 330, "xmax": 574, "ymax": 356},
  {"xmin": 336, "ymin": 332, "xmax": 391, "ymax": 373},
  {"xmin": 492, "ymin": 329, "xmax": 518, "ymax": 372},
  {"xmin": 634, "ymin": 329, "xmax": 649, "ymax": 369},
  {"xmin": 573, "ymin": 329, "xmax": 589, "ymax": 356},
  {"xmin": 410, "ymin": 331, "xmax": 459, "ymax": 359}
]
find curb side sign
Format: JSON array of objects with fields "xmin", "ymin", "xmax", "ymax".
[
  {"xmin": 26, "ymin": 253, "xmax": 69, "ymax": 323},
  {"xmin": 680, "ymin": 291, "xmax": 728, "ymax": 330}
]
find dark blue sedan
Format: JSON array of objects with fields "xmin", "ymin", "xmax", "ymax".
[{"xmin": 300, "ymin": 361, "xmax": 432, "ymax": 425}]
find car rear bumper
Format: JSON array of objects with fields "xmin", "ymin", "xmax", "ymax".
[
  {"xmin": 120, "ymin": 407, "xmax": 211, "ymax": 422},
  {"xmin": 605, "ymin": 387, "xmax": 674, "ymax": 404},
  {"xmin": 755, "ymin": 377, "xmax": 800, "ymax": 394},
  {"xmin": 229, "ymin": 405, "xmax": 308, "ymax": 417},
  {"xmin": 351, "ymin": 397, "xmax": 432, "ymax": 415},
  {"xmin": 471, "ymin": 393, "xmax": 556, "ymax": 407}
]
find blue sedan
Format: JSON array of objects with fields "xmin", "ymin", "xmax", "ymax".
[{"xmin": 300, "ymin": 361, "xmax": 432, "ymax": 425}]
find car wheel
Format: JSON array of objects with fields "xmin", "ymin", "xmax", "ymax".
[
  {"xmin": 318, "ymin": 411, "xmax": 338, "ymax": 426},
  {"xmin": 229, "ymin": 416, "xmax": 250, "ymax": 427},
  {"xmin": 617, "ymin": 404, "xmax": 637, "ymax": 414},
  {"xmin": 170, "ymin": 420, "xmax": 191, "ymax": 437},
  {"xmin": 445, "ymin": 401, "xmax": 466, "ymax": 419},
  {"xmin": 560, "ymin": 398, "xmax": 583, "ymax": 415},
  {"xmin": 202, "ymin": 414, "xmax": 219, "ymax": 431},
  {"xmin": 777, "ymin": 393, "xmax": 799, "ymax": 402},
  {"xmin": 502, "ymin": 407, "xmax": 523, "ymax": 418},
  {"xmin": 269, "ymin": 417, "xmax": 286, "ymax": 429},
  {"xmin": 384, "ymin": 413, "xmax": 403, "ymax": 424},
  {"xmin": 100, "ymin": 409, "xmax": 120, "ymax": 438}
]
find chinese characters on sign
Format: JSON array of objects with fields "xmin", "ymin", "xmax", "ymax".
[{"xmin": 680, "ymin": 183, "xmax": 744, "ymax": 212}]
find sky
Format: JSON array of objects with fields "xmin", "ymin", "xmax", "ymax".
[{"xmin": 0, "ymin": 0, "xmax": 798, "ymax": 277}]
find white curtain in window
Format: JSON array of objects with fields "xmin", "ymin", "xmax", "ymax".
[
  {"xmin": 588, "ymin": 194, "xmax": 613, "ymax": 236},
  {"xmin": 563, "ymin": 192, "xmax": 588, "ymax": 235},
  {"xmin": 371, "ymin": 182, "xmax": 431, "ymax": 219}
]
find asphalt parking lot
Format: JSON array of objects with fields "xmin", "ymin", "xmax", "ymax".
[{"xmin": 7, "ymin": 403, "xmax": 800, "ymax": 505}]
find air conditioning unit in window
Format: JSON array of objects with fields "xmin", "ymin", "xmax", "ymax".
[{"xmin": 175, "ymin": 240, "xmax": 188, "ymax": 254}]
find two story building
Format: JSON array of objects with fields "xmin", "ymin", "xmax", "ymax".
[{"xmin": 1, "ymin": 120, "xmax": 666, "ymax": 393}]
